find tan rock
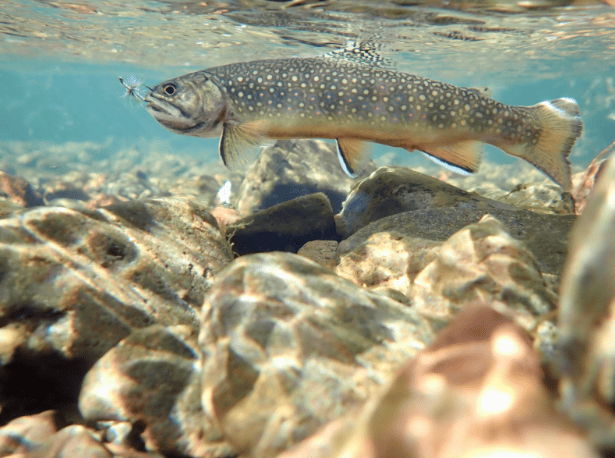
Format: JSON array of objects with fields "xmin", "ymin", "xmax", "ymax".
[
  {"xmin": 336, "ymin": 232, "xmax": 440, "ymax": 295},
  {"xmin": 558, "ymin": 153, "xmax": 615, "ymax": 449},
  {"xmin": 411, "ymin": 214, "xmax": 556, "ymax": 331},
  {"xmin": 79, "ymin": 325, "xmax": 233, "ymax": 457},
  {"xmin": 199, "ymin": 252, "xmax": 436, "ymax": 458},
  {"xmin": 0, "ymin": 197, "xmax": 232, "ymax": 421},
  {"xmin": 571, "ymin": 141, "xmax": 614, "ymax": 215},
  {"xmin": 297, "ymin": 240, "xmax": 339, "ymax": 268},
  {"xmin": 323, "ymin": 307, "xmax": 598, "ymax": 458},
  {"xmin": 0, "ymin": 171, "xmax": 44, "ymax": 208}
]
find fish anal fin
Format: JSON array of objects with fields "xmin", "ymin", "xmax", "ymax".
[
  {"xmin": 417, "ymin": 140, "xmax": 484, "ymax": 175},
  {"xmin": 219, "ymin": 120, "xmax": 267, "ymax": 170},
  {"xmin": 336, "ymin": 138, "xmax": 370, "ymax": 177}
]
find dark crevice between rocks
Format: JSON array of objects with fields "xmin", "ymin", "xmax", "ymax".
[
  {"xmin": 0, "ymin": 349, "xmax": 91, "ymax": 426},
  {"xmin": 0, "ymin": 302, "xmax": 65, "ymax": 329}
]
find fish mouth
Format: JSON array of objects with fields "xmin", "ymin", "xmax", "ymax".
[{"xmin": 143, "ymin": 94, "xmax": 197, "ymax": 130}]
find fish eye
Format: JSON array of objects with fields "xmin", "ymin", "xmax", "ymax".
[{"xmin": 163, "ymin": 83, "xmax": 177, "ymax": 96}]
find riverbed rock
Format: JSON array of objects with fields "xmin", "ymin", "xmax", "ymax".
[
  {"xmin": 0, "ymin": 409, "xmax": 165, "ymax": 458},
  {"xmin": 227, "ymin": 192, "xmax": 337, "ymax": 256},
  {"xmin": 297, "ymin": 240, "xmax": 339, "ymax": 268},
  {"xmin": 306, "ymin": 307, "xmax": 598, "ymax": 458},
  {"xmin": 338, "ymin": 166, "xmax": 513, "ymax": 238},
  {"xmin": 338, "ymin": 169, "xmax": 576, "ymax": 272},
  {"xmin": 571, "ymin": 141, "xmax": 614, "ymax": 215},
  {"xmin": 336, "ymin": 232, "xmax": 441, "ymax": 294},
  {"xmin": 199, "ymin": 252, "xmax": 437, "ymax": 458},
  {"xmin": 79, "ymin": 325, "xmax": 234, "ymax": 458},
  {"xmin": 235, "ymin": 140, "xmax": 375, "ymax": 215},
  {"xmin": 0, "ymin": 171, "xmax": 44, "ymax": 208},
  {"xmin": 557, "ymin": 154, "xmax": 615, "ymax": 450},
  {"xmin": 339, "ymin": 203, "xmax": 574, "ymax": 276},
  {"xmin": 0, "ymin": 197, "xmax": 233, "ymax": 422},
  {"xmin": 411, "ymin": 214, "xmax": 556, "ymax": 331}
]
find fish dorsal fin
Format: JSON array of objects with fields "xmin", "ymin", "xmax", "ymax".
[
  {"xmin": 336, "ymin": 138, "xmax": 370, "ymax": 177},
  {"xmin": 219, "ymin": 120, "xmax": 266, "ymax": 170},
  {"xmin": 418, "ymin": 140, "xmax": 484, "ymax": 175},
  {"xmin": 323, "ymin": 40, "xmax": 393, "ymax": 69}
]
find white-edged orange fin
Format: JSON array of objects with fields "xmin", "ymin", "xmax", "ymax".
[
  {"xmin": 336, "ymin": 138, "xmax": 370, "ymax": 177},
  {"xmin": 499, "ymin": 98, "xmax": 582, "ymax": 191},
  {"xmin": 417, "ymin": 140, "xmax": 484, "ymax": 175},
  {"xmin": 219, "ymin": 120, "xmax": 267, "ymax": 170}
]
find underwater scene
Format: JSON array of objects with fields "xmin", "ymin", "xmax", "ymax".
[{"xmin": 1, "ymin": 0, "xmax": 615, "ymax": 457}]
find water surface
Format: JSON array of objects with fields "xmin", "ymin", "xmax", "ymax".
[{"xmin": 2, "ymin": 0, "xmax": 614, "ymax": 171}]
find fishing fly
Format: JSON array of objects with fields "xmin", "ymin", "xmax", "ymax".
[{"xmin": 119, "ymin": 75, "xmax": 146, "ymax": 104}]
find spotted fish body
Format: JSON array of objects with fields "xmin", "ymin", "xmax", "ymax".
[{"xmin": 144, "ymin": 56, "xmax": 582, "ymax": 189}]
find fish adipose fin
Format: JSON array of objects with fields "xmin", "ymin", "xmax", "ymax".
[
  {"xmin": 219, "ymin": 120, "xmax": 266, "ymax": 170},
  {"xmin": 500, "ymin": 98, "xmax": 582, "ymax": 191},
  {"xmin": 418, "ymin": 140, "xmax": 484, "ymax": 175},
  {"xmin": 336, "ymin": 138, "xmax": 370, "ymax": 177}
]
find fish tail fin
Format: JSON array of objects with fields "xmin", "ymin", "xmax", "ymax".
[{"xmin": 501, "ymin": 98, "xmax": 583, "ymax": 191}]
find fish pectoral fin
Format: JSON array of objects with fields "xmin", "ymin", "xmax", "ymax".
[
  {"xmin": 336, "ymin": 138, "xmax": 370, "ymax": 177},
  {"xmin": 418, "ymin": 140, "xmax": 484, "ymax": 175},
  {"xmin": 219, "ymin": 120, "xmax": 267, "ymax": 170}
]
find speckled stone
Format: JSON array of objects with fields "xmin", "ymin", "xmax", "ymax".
[
  {"xmin": 571, "ymin": 141, "xmax": 614, "ymax": 215},
  {"xmin": 297, "ymin": 240, "xmax": 339, "ymax": 268},
  {"xmin": 79, "ymin": 325, "xmax": 234, "ymax": 458},
  {"xmin": 321, "ymin": 307, "xmax": 598, "ymax": 458},
  {"xmin": 557, "ymin": 154, "xmax": 615, "ymax": 450},
  {"xmin": 236, "ymin": 139, "xmax": 375, "ymax": 216},
  {"xmin": 199, "ymin": 252, "xmax": 437, "ymax": 458},
  {"xmin": 0, "ymin": 197, "xmax": 233, "ymax": 421},
  {"xmin": 0, "ymin": 171, "xmax": 44, "ymax": 208},
  {"xmin": 0, "ymin": 410, "xmax": 165, "ymax": 457},
  {"xmin": 338, "ymin": 166, "xmax": 514, "ymax": 238},
  {"xmin": 339, "ymin": 204, "xmax": 574, "ymax": 276},
  {"xmin": 227, "ymin": 192, "xmax": 337, "ymax": 256},
  {"xmin": 411, "ymin": 214, "xmax": 556, "ymax": 333},
  {"xmin": 495, "ymin": 182, "xmax": 575, "ymax": 214},
  {"xmin": 336, "ymin": 232, "xmax": 441, "ymax": 294}
]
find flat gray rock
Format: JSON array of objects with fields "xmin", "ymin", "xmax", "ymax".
[
  {"xmin": 339, "ymin": 204, "xmax": 575, "ymax": 275},
  {"xmin": 236, "ymin": 139, "xmax": 375, "ymax": 215},
  {"xmin": 228, "ymin": 192, "xmax": 337, "ymax": 256}
]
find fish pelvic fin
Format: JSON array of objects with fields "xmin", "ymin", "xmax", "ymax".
[
  {"xmin": 501, "ymin": 98, "xmax": 582, "ymax": 191},
  {"xmin": 219, "ymin": 120, "xmax": 266, "ymax": 170},
  {"xmin": 417, "ymin": 140, "xmax": 484, "ymax": 175},
  {"xmin": 336, "ymin": 138, "xmax": 370, "ymax": 177}
]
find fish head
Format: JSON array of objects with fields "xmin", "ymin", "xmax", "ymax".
[{"xmin": 143, "ymin": 72, "xmax": 227, "ymax": 137}]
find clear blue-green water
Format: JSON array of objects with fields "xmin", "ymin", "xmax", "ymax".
[{"xmin": 1, "ymin": 0, "xmax": 615, "ymax": 171}]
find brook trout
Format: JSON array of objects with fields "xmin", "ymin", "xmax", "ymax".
[{"xmin": 143, "ymin": 55, "xmax": 582, "ymax": 189}]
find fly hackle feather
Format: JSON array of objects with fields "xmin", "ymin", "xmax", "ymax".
[{"xmin": 119, "ymin": 75, "xmax": 145, "ymax": 104}]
